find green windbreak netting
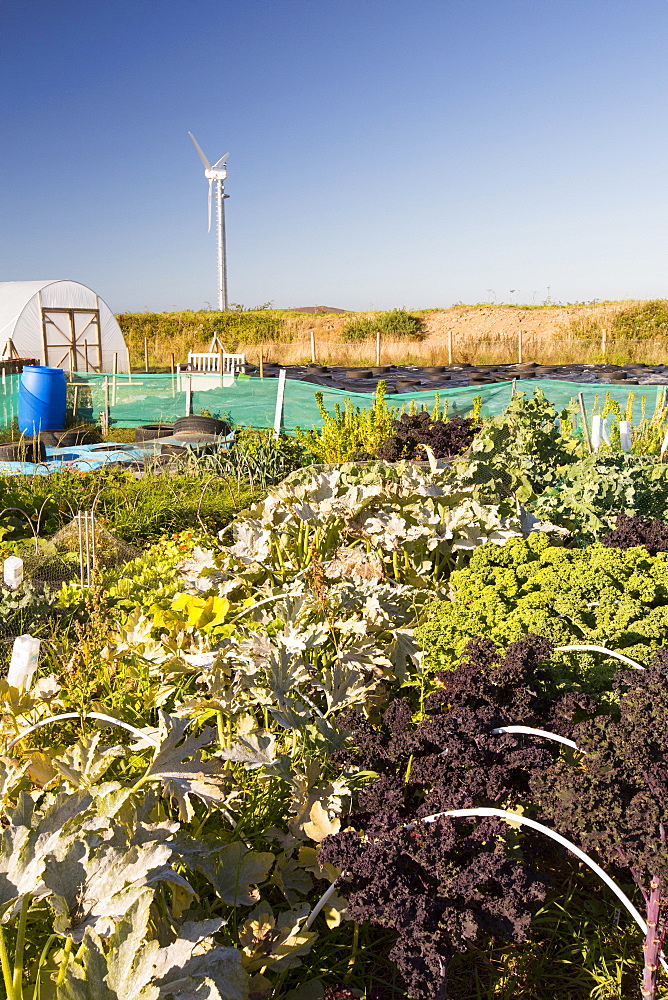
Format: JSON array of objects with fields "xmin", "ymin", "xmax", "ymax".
[
  {"xmin": 1, "ymin": 371, "xmax": 667, "ymax": 433},
  {"xmin": 0, "ymin": 375, "xmax": 19, "ymax": 429}
]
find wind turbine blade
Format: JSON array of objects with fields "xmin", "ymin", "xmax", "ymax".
[
  {"xmin": 207, "ymin": 178, "xmax": 213, "ymax": 232},
  {"xmin": 212, "ymin": 153, "xmax": 230, "ymax": 169},
  {"xmin": 188, "ymin": 132, "xmax": 211, "ymax": 170}
]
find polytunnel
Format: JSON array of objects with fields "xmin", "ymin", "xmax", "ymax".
[{"xmin": 0, "ymin": 280, "xmax": 128, "ymax": 373}]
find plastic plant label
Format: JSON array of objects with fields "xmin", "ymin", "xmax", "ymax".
[
  {"xmin": 601, "ymin": 416, "xmax": 611, "ymax": 446},
  {"xmin": 661, "ymin": 429, "xmax": 668, "ymax": 458},
  {"xmin": 619, "ymin": 420, "xmax": 632, "ymax": 453},
  {"xmin": 8, "ymin": 634, "xmax": 40, "ymax": 690},
  {"xmin": 591, "ymin": 414, "xmax": 603, "ymax": 451},
  {"xmin": 3, "ymin": 555, "xmax": 23, "ymax": 590}
]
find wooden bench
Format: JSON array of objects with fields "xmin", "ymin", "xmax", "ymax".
[{"xmin": 176, "ymin": 351, "xmax": 246, "ymax": 375}]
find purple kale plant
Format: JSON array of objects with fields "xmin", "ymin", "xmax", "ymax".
[
  {"xmin": 319, "ymin": 636, "xmax": 576, "ymax": 999},
  {"xmin": 533, "ymin": 646, "xmax": 668, "ymax": 1000},
  {"xmin": 377, "ymin": 412, "xmax": 476, "ymax": 462},
  {"xmin": 601, "ymin": 513, "xmax": 668, "ymax": 555},
  {"xmin": 320, "ymin": 635, "xmax": 668, "ymax": 999}
]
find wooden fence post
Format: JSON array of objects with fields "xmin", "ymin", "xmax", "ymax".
[
  {"xmin": 376, "ymin": 330, "xmax": 381, "ymax": 366},
  {"xmin": 310, "ymin": 330, "xmax": 316, "ymax": 364},
  {"xmin": 447, "ymin": 329, "xmax": 453, "ymax": 366},
  {"xmin": 578, "ymin": 392, "xmax": 593, "ymax": 454},
  {"xmin": 601, "ymin": 327, "xmax": 607, "ymax": 356},
  {"xmin": 518, "ymin": 327, "xmax": 523, "ymax": 364},
  {"xmin": 144, "ymin": 337, "xmax": 149, "ymax": 372}
]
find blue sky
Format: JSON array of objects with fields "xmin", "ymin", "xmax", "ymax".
[{"xmin": 1, "ymin": 0, "xmax": 667, "ymax": 312}]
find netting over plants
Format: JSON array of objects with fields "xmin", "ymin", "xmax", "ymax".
[
  {"xmin": 0, "ymin": 515, "xmax": 141, "ymax": 646},
  {"xmin": 22, "ymin": 515, "xmax": 140, "ymax": 583}
]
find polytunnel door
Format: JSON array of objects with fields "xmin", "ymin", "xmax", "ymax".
[{"xmin": 41, "ymin": 308, "xmax": 102, "ymax": 372}]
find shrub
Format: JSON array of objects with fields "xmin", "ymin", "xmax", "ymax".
[
  {"xmin": 610, "ymin": 299, "xmax": 668, "ymax": 340},
  {"xmin": 340, "ymin": 309, "xmax": 426, "ymax": 343},
  {"xmin": 414, "ymin": 531, "xmax": 668, "ymax": 698}
]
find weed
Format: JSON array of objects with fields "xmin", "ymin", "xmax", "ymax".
[{"xmin": 295, "ymin": 382, "xmax": 395, "ymax": 462}]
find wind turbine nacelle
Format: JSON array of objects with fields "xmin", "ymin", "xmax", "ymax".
[{"xmin": 205, "ymin": 167, "xmax": 228, "ymax": 181}]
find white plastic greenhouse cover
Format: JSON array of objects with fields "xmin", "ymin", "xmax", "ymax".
[{"xmin": 0, "ymin": 280, "xmax": 128, "ymax": 373}]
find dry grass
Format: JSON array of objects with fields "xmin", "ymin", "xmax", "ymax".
[
  {"xmin": 235, "ymin": 306, "xmax": 668, "ymax": 368},
  {"xmin": 124, "ymin": 303, "xmax": 668, "ymax": 371}
]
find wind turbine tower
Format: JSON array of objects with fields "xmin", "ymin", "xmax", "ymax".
[{"xmin": 188, "ymin": 132, "xmax": 230, "ymax": 311}]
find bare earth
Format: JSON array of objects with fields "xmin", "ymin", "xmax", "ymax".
[
  {"xmin": 269, "ymin": 302, "xmax": 648, "ymax": 367},
  {"xmin": 420, "ymin": 303, "xmax": 629, "ymax": 343}
]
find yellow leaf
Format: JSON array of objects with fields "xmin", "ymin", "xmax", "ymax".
[
  {"xmin": 27, "ymin": 751, "xmax": 58, "ymax": 787},
  {"xmin": 303, "ymin": 800, "xmax": 340, "ymax": 843},
  {"xmin": 324, "ymin": 891, "xmax": 348, "ymax": 929}
]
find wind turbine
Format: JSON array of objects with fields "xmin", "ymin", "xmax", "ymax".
[{"xmin": 188, "ymin": 132, "xmax": 230, "ymax": 311}]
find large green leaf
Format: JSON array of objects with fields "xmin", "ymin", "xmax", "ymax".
[
  {"xmin": 56, "ymin": 893, "xmax": 248, "ymax": 1000},
  {"xmin": 178, "ymin": 840, "xmax": 274, "ymax": 906},
  {"xmin": 0, "ymin": 789, "xmax": 93, "ymax": 919},
  {"xmin": 144, "ymin": 713, "xmax": 230, "ymax": 821}
]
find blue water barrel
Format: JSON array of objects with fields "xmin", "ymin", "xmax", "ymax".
[{"xmin": 18, "ymin": 366, "xmax": 67, "ymax": 435}]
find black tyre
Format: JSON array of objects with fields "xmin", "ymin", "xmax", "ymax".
[
  {"xmin": 173, "ymin": 416, "xmax": 230, "ymax": 436},
  {"xmin": 135, "ymin": 424, "xmax": 174, "ymax": 443},
  {"xmin": 160, "ymin": 444, "xmax": 188, "ymax": 456},
  {"xmin": 39, "ymin": 428, "xmax": 95, "ymax": 447},
  {"xmin": 0, "ymin": 441, "xmax": 46, "ymax": 462}
]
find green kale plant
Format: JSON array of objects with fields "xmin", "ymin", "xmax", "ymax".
[
  {"xmin": 414, "ymin": 531, "xmax": 668, "ymax": 698},
  {"xmin": 451, "ymin": 388, "xmax": 583, "ymax": 503},
  {"xmin": 530, "ymin": 454, "xmax": 668, "ymax": 542}
]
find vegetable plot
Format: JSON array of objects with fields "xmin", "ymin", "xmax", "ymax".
[{"xmin": 0, "ymin": 387, "xmax": 668, "ymax": 998}]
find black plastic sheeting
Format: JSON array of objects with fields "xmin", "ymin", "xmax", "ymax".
[{"xmin": 244, "ymin": 361, "xmax": 668, "ymax": 392}]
